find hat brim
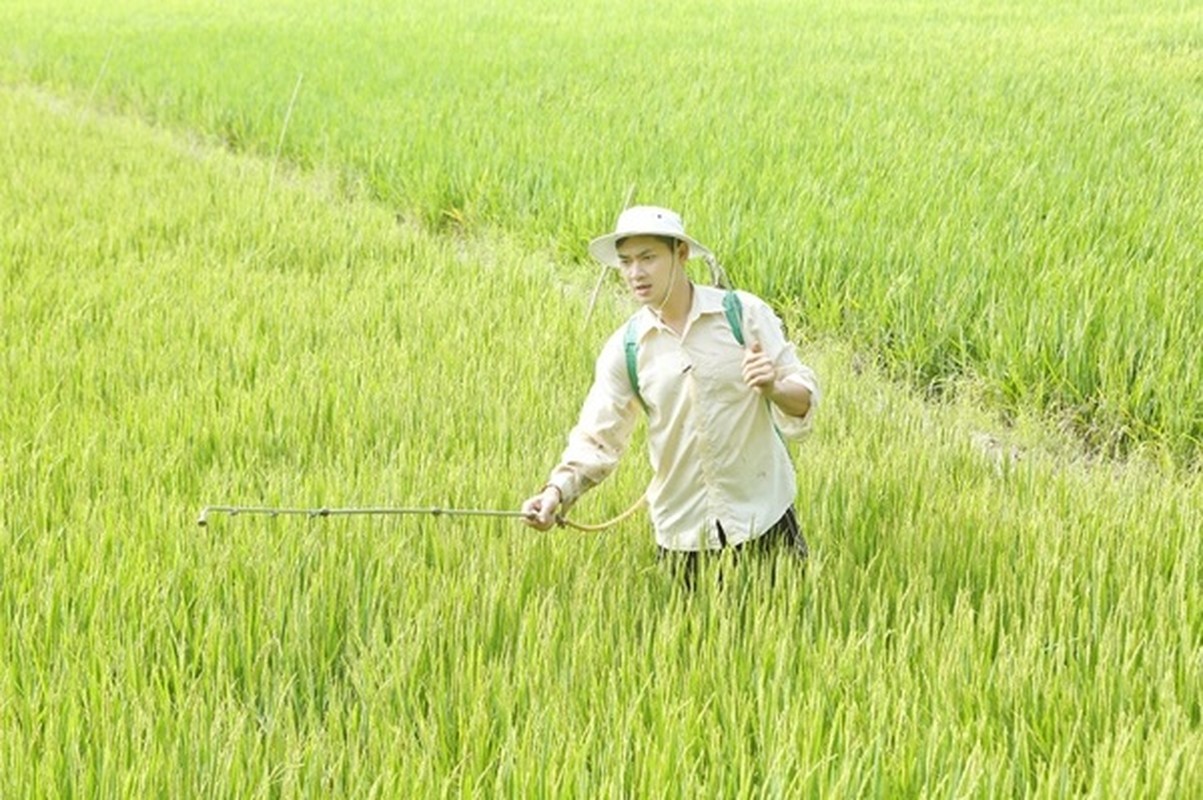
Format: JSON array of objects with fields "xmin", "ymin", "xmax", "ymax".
[{"xmin": 588, "ymin": 232, "xmax": 712, "ymax": 268}]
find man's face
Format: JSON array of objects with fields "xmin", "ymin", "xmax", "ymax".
[{"xmin": 616, "ymin": 236, "xmax": 684, "ymax": 306}]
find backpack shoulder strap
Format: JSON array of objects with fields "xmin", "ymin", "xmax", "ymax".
[
  {"xmin": 722, "ymin": 290, "xmax": 745, "ymax": 347},
  {"xmin": 723, "ymin": 290, "xmax": 786, "ymax": 444},
  {"xmin": 624, "ymin": 316, "xmax": 648, "ymax": 412}
]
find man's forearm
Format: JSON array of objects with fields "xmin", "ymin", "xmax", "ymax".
[{"xmin": 767, "ymin": 378, "xmax": 812, "ymax": 418}]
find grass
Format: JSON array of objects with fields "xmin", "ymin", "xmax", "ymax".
[
  {"xmin": 2, "ymin": 0, "xmax": 1201, "ymax": 460},
  {"xmin": 2, "ymin": 80, "xmax": 1201, "ymax": 797}
]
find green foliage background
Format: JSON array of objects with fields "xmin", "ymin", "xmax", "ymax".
[
  {"xmin": 2, "ymin": 2, "xmax": 1202, "ymax": 796},
  {"xmin": 3, "ymin": 0, "xmax": 1201, "ymax": 458}
]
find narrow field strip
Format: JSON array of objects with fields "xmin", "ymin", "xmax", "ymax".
[{"xmin": 2, "ymin": 85, "xmax": 1201, "ymax": 797}]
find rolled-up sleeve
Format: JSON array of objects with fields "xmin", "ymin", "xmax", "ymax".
[{"xmin": 547, "ymin": 331, "xmax": 641, "ymax": 506}]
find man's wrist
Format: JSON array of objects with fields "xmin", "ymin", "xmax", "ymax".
[
  {"xmin": 766, "ymin": 379, "xmax": 790, "ymax": 405},
  {"xmin": 766, "ymin": 377, "xmax": 811, "ymax": 417}
]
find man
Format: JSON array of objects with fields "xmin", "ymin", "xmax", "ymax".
[{"xmin": 521, "ymin": 206, "xmax": 819, "ymax": 576}]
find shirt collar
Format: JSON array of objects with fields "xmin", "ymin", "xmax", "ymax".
[
  {"xmin": 637, "ymin": 283, "xmax": 727, "ymax": 339},
  {"xmin": 690, "ymin": 284, "xmax": 729, "ymax": 317}
]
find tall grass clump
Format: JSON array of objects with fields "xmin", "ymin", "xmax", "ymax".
[
  {"xmin": 3, "ymin": 81, "xmax": 1202, "ymax": 797},
  {"xmin": 1, "ymin": 0, "xmax": 1200, "ymax": 461}
]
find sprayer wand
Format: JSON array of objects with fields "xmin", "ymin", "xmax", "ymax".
[{"xmin": 196, "ymin": 497, "xmax": 646, "ymax": 532}]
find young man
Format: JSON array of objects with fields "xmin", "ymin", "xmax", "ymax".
[{"xmin": 521, "ymin": 206, "xmax": 819, "ymax": 573}]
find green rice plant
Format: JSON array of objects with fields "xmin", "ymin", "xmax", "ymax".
[
  {"xmin": 2, "ymin": 81, "xmax": 1202, "ymax": 797},
  {"xmin": 1, "ymin": 0, "xmax": 1200, "ymax": 461}
]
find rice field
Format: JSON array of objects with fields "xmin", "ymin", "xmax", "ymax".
[
  {"xmin": 5, "ymin": 0, "xmax": 1201, "ymax": 461},
  {"xmin": 2, "ymin": 1, "xmax": 1201, "ymax": 796}
]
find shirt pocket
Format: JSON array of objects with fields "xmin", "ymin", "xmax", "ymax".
[
  {"xmin": 693, "ymin": 334, "xmax": 749, "ymax": 407},
  {"xmin": 639, "ymin": 344, "xmax": 693, "ymax": 413}
]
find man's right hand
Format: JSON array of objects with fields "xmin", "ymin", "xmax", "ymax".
[{"xmin": 520, "ymin": 485, "xmax": 561, "ymax": 530}]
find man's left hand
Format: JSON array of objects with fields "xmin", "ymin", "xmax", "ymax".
[{"xmin": 742, "ymin": 341, "xmax": 776, "ymax": 394}]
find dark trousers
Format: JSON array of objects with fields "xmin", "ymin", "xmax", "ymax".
[{"xmin": 657, "ymin": 506, "xmax": 808, "ymax": 588}]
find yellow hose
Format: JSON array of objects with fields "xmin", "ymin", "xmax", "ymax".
[{"xmin": 557, "ymin": 495, "xmax": 646, "ymax": 532}]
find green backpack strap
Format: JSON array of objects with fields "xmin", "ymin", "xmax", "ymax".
[
  {"xmin": 722, "ymin": 290, "xmax": 744, "ymax": 346},
  {"xmin": 724, "ymin": 290, "xmax": 787, "ymax": 444},
  {"xmin": 624, "ymin": 317, "xmax": 648, "ymax": 411}
]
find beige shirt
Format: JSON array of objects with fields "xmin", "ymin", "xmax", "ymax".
[{"xmin": 548, "ymin": 285, "xmax": 819, "ymax": 551}]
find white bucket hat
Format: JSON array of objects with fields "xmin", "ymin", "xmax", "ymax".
[{"xmin": 588, "ymin": 206, "xmax": 713, "ymax": 268}]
